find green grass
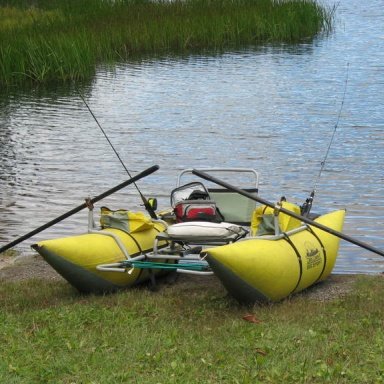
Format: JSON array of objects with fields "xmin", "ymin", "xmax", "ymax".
[
  {"xmin": 1, "ymin": 274, "xmax": 383, "ymax": 383},
  {"xmin": 0, "ymin": 0, "xmax": 335, "ymax": 86}
]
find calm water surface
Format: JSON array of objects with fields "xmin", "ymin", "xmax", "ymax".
[{"xmin": 0, "ymin": 0, "xmax": 383, "ymax": 273}]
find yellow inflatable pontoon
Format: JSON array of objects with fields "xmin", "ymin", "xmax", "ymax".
[
  {"xmin": 204, "ymin": 209, "xmax": 346, "ymax": 303},
  {"xmin": 32, "ymin": 210, "xmax": 169, "ymax": 293}
]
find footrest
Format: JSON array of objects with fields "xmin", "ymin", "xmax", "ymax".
[{"xmin": 121, "ymin": 260, "xmax": 210, "ymax": 272}]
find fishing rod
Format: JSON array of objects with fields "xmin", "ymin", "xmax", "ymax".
[
  {"xmin": 78, "ymin": 91, "xmax": 158, "ymax": 219},
  {"xmin": 301, "ymin": 63, "xmax": 350, "ymax": 217}
]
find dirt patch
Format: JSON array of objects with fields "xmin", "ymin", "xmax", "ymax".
[
  {"xmin": 0, "ymin": 253, "xmax": 64, "ymax": 283},
  {"xmin": 295, "ymin": 274, "xmax": 358, "ymax": 302}
]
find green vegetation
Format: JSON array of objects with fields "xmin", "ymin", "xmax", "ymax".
[
  {"xmin": 0, "ymin": 249, "xmax": 18, "ymax": 258},
  {"xmin": 0, "ymin": 0, "xmax": 335, "ymax": 86},
  {"xmin": 1, "ymin": 274, "xmax": 383, "ymax": 383}
]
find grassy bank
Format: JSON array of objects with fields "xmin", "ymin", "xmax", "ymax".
[
  {"xmin": 0, "ymin": 0, "xmax": 334, "ymax": 86},
  {"xmin": 0, "ymin": 273, "xmax": 383, "ymax": 383}
]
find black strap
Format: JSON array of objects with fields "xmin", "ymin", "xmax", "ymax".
[
  {"xmin": 306, "ymin": 225, "xmax": 327, "ymax": 282},
  {"xmin": 283, "ymin": 234, "xmax": 303, "ymax": 295}
]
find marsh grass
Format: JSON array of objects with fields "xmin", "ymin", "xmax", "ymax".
[
  {"xmin": 1, "ymin": 274, "xmax": 383, "ymax": 383},
  {"xmin": 0, "ymin": 0, "xmax": 335, "ymax": 86}
]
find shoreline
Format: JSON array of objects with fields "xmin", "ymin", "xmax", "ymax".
[
  {"xmin": 0, "ymin": 252, "xmax": 366, "ymax": 302},
  {"xmin": 0, "ymin": 253, "xmax": 64, "ymax": 282}
]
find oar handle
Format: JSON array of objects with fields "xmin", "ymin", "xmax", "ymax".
[
  {"xmin": 192, "ymin": 169, "xmax": 384, "ymax": 258},
  {"xmin": 0, "ymin": 165, "xmax": 159, "ymax": 254}
]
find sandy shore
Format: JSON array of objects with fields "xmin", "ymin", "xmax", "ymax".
[{"xmin": 0, "ymin": 253, "xmax": 64, "ymax": 283}]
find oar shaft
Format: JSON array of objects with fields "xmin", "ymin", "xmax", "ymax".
[
  {"xmin": 192, "ymin": 169, "xmax": 384, "ymax": 258},
  {"xmin": 0, "ymin": 165, "xmax": 159, "ymax": 254}
]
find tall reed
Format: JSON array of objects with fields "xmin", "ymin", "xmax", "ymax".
[{"xmin": 0, "ymin": 0, "xmax": 335, "ymax": 86}]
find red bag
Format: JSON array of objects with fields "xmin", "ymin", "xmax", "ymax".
[
  {"xmin": 174, "ymin": 201, "xmax": 218, "ymax": 222},
  {"xmin": 170, "ymin": 182, "xmax": 224, "ymax": 222}
]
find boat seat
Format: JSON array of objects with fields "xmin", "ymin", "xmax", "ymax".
[
  {"xmin": 153, "ymin": 221, "xmax": 248, "ymax": 256},
  {"xmin": 151, "ymin": 168, "xmax": 258, "ymax": 272},
  {"xmin": 167, "ymin": 221, "xmax": 247, "ymax": 241}
]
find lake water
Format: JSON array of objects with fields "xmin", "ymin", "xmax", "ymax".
[{"xmin": 0, "ymin": 0, "xmax": 383, "ymax": 274}]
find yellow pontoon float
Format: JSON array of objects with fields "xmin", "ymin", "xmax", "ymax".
[
  {"xmin": 203, "ymin": 206, "xmax": 345, "ymax": 303},
  {"xmin": 32, "ymin": 210, "xmax": 170, "ymax": 293}
]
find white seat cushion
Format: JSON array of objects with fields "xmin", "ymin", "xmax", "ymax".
[{"xmin": 166, "ymin": 221, "xmax": 247, "ymax": 241}]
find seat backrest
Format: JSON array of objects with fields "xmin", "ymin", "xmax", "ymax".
[
  {"xmin": 175, "ymin": 168, "xmax": 260, "ymax": 226},
  {"xmin": 208, "ymin": 188, "xmax": 258, "ymax": 225}
]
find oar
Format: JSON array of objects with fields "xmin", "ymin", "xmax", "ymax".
[
  {"xmin": 192, "ymin": 169, "xmax": 384, "ymax": 258},
  {"xmin": 0, "ymin": 165, "xmax": 159, "ymax": 254}
]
